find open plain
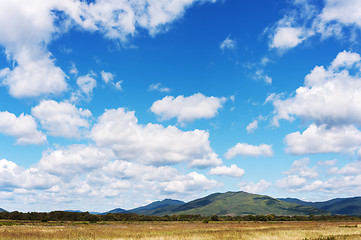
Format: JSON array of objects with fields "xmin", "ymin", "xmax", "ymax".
[{"xmin": 1, "ymin": 220, "xmax": 361, "ymax": 240}]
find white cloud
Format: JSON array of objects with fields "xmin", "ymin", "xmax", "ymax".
[
  {"xmin": 101, "ymin": 160, "xmax": 179, "ymax": 181},
  {"xmin": 270, "ymin": 27, "xmax": 307, "ymax": 49},
  {"xmin": 69, "ymin": 63, "xmax": 78, "ymax": 76},
  {"xmin": 320, "ymin": 0, "xmax": 361, "ymax": 28},
  {"xmin": 0, "ymin": 0, "xmax": 218, "ymax": 99},
  {"xmin": 246, "ymin": 120, "xmax": 258, "ymax": 133},
  {"xmin": 77, "ymin": 74, "xmax": 97, "ymax": 96},
  {"xmin": 100, "ymin": 71, "xmax": 114, "ymax": 84},
  {"xmin": 113, "ymin": 81, "xmax": 123, "ymax": 91},
  {"xmin": 32, "ymin": 100, "xmax": 92, "ymax": 138},
  {"xmin": 329, "ymin": 161, "xmax": 361, "ymax": 176},
  {"xmin": 270, "ymin": 51, "xmax": 361, "ymax": 126},
  {"xmin": 59, "ymin": 0, "xmax": 218, "ymax": 40},
  {"xmin": 100, "ymin": 71, "xmax": 122, "ymax": 91},
  {"xmin": 0, "ymin": 159, "xmax": 59, "ymax": 190},
  {"xmin": 269, "ymin": 0, "xmax": 361, "ymax": 51},
  {"xmin": 1, "ymin": 48, "xmax": 68, "ymax": 98},
  {"xmin": 317, "ymin": 159, "xmax": 337, "ymax": 166},
  {"xmin": 161, "ymin": 172, "xmax": 219, "ymax": 193},
  {"xmin": 239, "ymin": 179, "xmax": 272, "ymax": 193},
  {"xmin": 220, "ymin": 35, "xmax": 236, "ymax": 50},
  {"xmin": 330, "ymin": 50, "xmax": 361, "ymax": 69},
  {"xmin": 38, "ymin": 145, "xmax": 114, "ymax": 177},
  {"xmin": 283, "ymin": 158, "xmax": 318, "ymax": 179},
  {"xmin": 209, "ymin": 164, "xmax": 245, "ymax": 178},
  {"xmin": 0, "ymin": 1, "xmax": 68, "ymax": 98},
  {"xmin": 252, "ymin": 69, "xmax": 272, "ymax": 84},
  {"xmin": 276, "ymin": 175, "xmax": 307, "ymax": 189},
  {"xmin": 285, "ymin": 124, "xmax": 361, "ymax": 155},
  {"xmin": 224, "ymin": 143, "xmax": 273, "ymax": 159},
  {"xmin": 150, "ymin": 93, "xmax": 226, "ymax": 122},
  {"xmin": 91, "ymin": 108, "xmax": 222, "ymax": 167},
  {"xmin": 148, "ymin": 83, "xmax": 171, "ymax": 93},
  {"xmin": 0, "ymin": 111, "xmax": 46, "ymax": 145}
]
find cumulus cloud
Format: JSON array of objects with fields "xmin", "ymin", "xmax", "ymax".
[
  {"xmin": 270, "ymin": 51, "xmax": 361, "ymax": 126},
  {"xmin": 276, "ymin": 175, "xmax": 307, "ymax": 189},
  {"xmin": 101, "ymin": 160, "xmax": 179, "ymax": 181},
  {"xmin": 270, "ymin": 27, "xmax": 307, "ymax": 50},
  {"xmin": 161, "ymin": 172, "xmax": 219, "ymax": 193},
  {"xmin": 285, "ymin": 124, "xmax": 361, "ymax": 155},
  {"xmin": 319, "ymin": 0, "xmax": 361, "ymax": 29},
  {"xmin": 330, "ymin": 50, "xmax": 361, "ymax": 69},
  {"xmin": 224, "ymin": 143, "xmax": 273, "ymax": 159},
  {"xmin": 91, "ymin": 108, "xmax": 222, "ymax": 167},
  {"xmin": 0, "ymin": 159, "xmax": 59, "ymax": 190},
  {"xmin": 276, "ymin": 156, "xmax": 361, "ymax": 195},
  {"xmin": 328, "ymin": 161, "xmax": 361, "ymax": 176},
  {"xmin": 239, "ymin": 179, "xmax": 272, "ymax": 193},
  {"xmin": 77, "ymin": 74, "xmax": 97, "ymax": 96},
  {"xmin": 0, "ymin": 1, "xmax": 68, "ymax": 98},
  {"xmin": 209, "ymin": 164, "xmax": 245, "ymax": 178},
  {"xmin": 100, "ymin": 71, "xmax": 114, "ymax": 84},
  {"xmin": 0, "ymin": 111, "xmax": 46, "ymax": 145},
  {"xmin": 269, "ymin": 0, "xmax": 361, "ymax": 51},
  {"xmin": 150, "ymin": 93, "xmax": 226, "ymax": 122},
  {"xmin": 148, "ymin": 83, "xmax": 171, "ymax": 93},
  {"xmin": 246, "ymin": 120, "xmax": 258, "ymax": 133},
  {"xmin": 37, "ymin": 145, "xmax": 114, "ymax": 177},
  {"xmin": 32, "ymin": 100, "xmax": 92, "ymax": 138},
  {"xmin": 283, "ymin": 158, "xmax": 318, "ymax": 179},
  {"xmin": 220, "ymin": 35, "xmax": 236, "ymax": 50},
  {"xmin": 0, "ymin": 0, "xmax": 218, "ymax": 98}
]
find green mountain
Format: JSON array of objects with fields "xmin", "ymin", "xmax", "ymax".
[
  {"xmin": 128, "ymin": 199, "xmax": 184, "ymax": 215},
  {"xmin": 146, "ymin": 191, "xmax": 329, "ymax": 216},
  {"xmin": 279, "ymin": 197, "xmax": 361, "ymax": 215}
]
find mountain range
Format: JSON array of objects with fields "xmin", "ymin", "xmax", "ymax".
[
  {"xmin": 106, "ymin": 191, "xmax": 329, "ymax": 216},
  {"xmin": 279, "ymin": 197, "xmax": 361, "ymax": 216},
  {"xmin": 2, "ymin": 192, "xmax": 361, "ymax": 216}
]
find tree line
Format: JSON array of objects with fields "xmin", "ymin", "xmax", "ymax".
[{"xmin": 0, "ymin": 211, "xmax": 361, "ymax": 222}]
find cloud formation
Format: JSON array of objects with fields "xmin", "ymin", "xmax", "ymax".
[
  {"xmin": 269, "ymin": 51, "xmax": 361, "ymax": 126},
  {"xmin": 209, "ymin": 164, "xmax": 245, "ymax": 178},
  {"xmin": 0, "ymin": 111, "xmax": 46, "ymax": 145},
  {"xmin": 220, "ymin": 35, "xmax": 236, "ymax": 50},
  {"xmin": 91, "ymin": 108, "xmax": 222, "ymax": 167},
  {"xmin": 32, "ymin": 100, "xmax": 92, "ymax": 138},
  {"xmin": 0, "ymin": 0, "xmax": 218, "ymax": 98},
  {"xmin": 224, "ymin": 143, "xmax": 273, "ymax": 159},
  {"xmin": 239, "ymin": 179, "xmax": 272, "ymax": 193},
  {"xmin": 269, "ymin": 0, "xmax": 361, "ymax": 51},
  {"xmin": 151, "ymin": 93, "xmax": 226, "ymax": 122}
]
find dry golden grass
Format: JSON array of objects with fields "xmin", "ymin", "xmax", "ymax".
[{"xmin": 0, "ymin": 220, "xmax": 361, "ymax": 240}]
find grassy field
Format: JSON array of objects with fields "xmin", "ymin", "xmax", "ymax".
[{"xmin": 0, "ymin": 220, "xmax": 361, "ymax": 240}]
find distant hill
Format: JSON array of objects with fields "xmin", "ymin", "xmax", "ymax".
[
  {"xmin": 146, "ymin": 191, "xmax": 329, "ymax": 216},
  {"xmin": 103, "ymin": 208, "xmax": 128, "ymax": 214},
  {"xmin": 279, "ymin": 197, "xmax": 361, "ymax": 215},
  {"xmin": 128, "ymin": 199, "xmax": 184, "ymax": 215},
  {"xmin": 64, "ymin": 210, "xmax": 82, "ymax": 213},
  {"xmin": 0, "ymin": 208, "xmax": 7, "ymax": 212}
]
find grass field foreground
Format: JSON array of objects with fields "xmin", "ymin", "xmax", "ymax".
[{"xmin": 0, "ymin": 221, "xmax": 361, "ymax": 240}]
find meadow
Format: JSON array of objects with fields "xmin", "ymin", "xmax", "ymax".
[{"xmin": 1, "ymin": 220, "xmax": 361, "ymax": 240}]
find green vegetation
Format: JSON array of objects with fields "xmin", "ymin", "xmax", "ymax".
[
  {"xmin": 145, "ymin": 191, "xmax": 329, "ymax": 216},
  {"xmin": 0, "ymin": 211, "xmax": 360, "ymax": 222},
  {"xmin": 280, "ymin": 197, "xmax": 361, "ymax": 215}
]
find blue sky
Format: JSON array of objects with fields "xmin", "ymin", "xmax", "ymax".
[{"xmin": 1, "ymin": 0, "xmax": 361, "ymax": 212}]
